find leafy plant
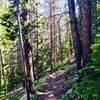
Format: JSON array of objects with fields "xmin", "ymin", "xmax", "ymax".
[
  {"xmin": 61, "ymin": 93, "xmax": 69, "ymax": 100},
  {"xmin": 72, "ymin": 34, "xmax": 100, "ymax": 100},
  {"xmin": 35, "ymin": 80, "xmax": 43, "ymax": 92}
]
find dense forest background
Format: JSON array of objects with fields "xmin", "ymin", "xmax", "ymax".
[{"xmin": 0, "ymin": 0, "xmax": 100, "ymax": 100}]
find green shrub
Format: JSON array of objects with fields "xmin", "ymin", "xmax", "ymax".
[
  {"xmin": 35, "ymin": 80, "xmax": 43, "ymax": 92},
  {"xmin": 73, "ymin": 34, "xmax": 100, "ymax": 100}
]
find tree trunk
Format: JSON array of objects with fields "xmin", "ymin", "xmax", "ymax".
[
  {"xmin": 82, "ymin": 0, "xmax": 91, "ymax": 66},
  {"xmin": 16, "ymin": 0, "xmax": 30, "ymax": 99},
  {"xmin": 77, "ymin": 0, "xmax": 82, "ymax": 36},
  {"xmin": 0, "ymin": 48, "xmax": 6, "ymax": 95},
  {"xmin": 68, "ymin": 30, "xmax": 73, "ymax": 56},
  {"xmin": 0, "ymin": 62, "xmax": 1, "ymax": 91},
  {"xmin": 91, "ymin": 0, "xmax": 97, "ymax": 38},
  {"xmin": 10, "ymin": 58, "xmax": 15, "ymax": 82},
  {"xmin": 10, "ymin": 51, "xmax": 15, "ymax": 82},
  {"xmin": 58, "ymin": 22, "xmax": 63, "ymax": 58},
  {"xmin": 16, "ymin": 0, "xmax": 26, "ymax": 76},
  {"xmin": 24, "ymin": 39, "xmax": 35, "ymax": 94},
  {"xmin": 49, "ymin": 0, "xmax": 53, "ymax": 72},
  {"xmin": 68, "ymin": 0, "xmax": 82, "ymax": 69},
  {"xmin": 36, "ymin": 6, "xmax": 39, "ymax": 79},
  {"xmin": 0, "ymin": 48, "xmax": 5, "ymax": 80}
]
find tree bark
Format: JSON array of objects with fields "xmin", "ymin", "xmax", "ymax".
[
  {"xmin": 0, "ymin": 48, "xmax": 6, "ymax": 95},
  {"xmin": 82, "ymin": 0, "xmax": 91, "ymax": 66},
  {"xmin": 24, "ymin": 39, "xmax": 35, "ymax": 94},
  {"xmin": 68, "ymin": 0, "xmax": 82, "ymax": 69},
  {"xmin": 91, "ymin": 0, "xmax": 97, "ymax": 38},
  {"xmin": 10, "ymin": 57, "xmax": 15, "ymax": 82},
  {"xmin": 0, "ymin": 61, "xmax": 1, "ymax": 91},
  {"xmin": 16, "ymin": 0, "xmax": 31, "ymax": 99},
  {"xmin": 49, "ymin": 0, "xmax": 53, "ymax": 72},
  {"xmin": 36, "ymin": 5, "xmax": 39, "ymax": 79},
  {"xmin": 0, "ymin": 48, "xmax": 5, "ymax": 80},
  {"xmin": 57, "ymin": 22, "xmax": 63, "ymax": 58}
]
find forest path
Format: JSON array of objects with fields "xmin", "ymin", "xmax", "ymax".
[
  {"xmin": 20, "ymin": 64, "xmax": 77, "ymax": 100},
  {"xmin": 38, "ymin": 70, "xmax": 65, "ymax": 100},
  {"xmin": 37, "ymin": 65, "xmax": 77, "ymax": 100},
  {"xmin": 21, "ymin": 71, "xmax": 65, "ymax": 100}
]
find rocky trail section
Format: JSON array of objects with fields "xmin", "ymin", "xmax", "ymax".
[
  {"xmin": 20, "ymin": 64, "xmax": 77, "ymax": 100},
  {"xmin": 37, "ymin": 65, "xmax": 77, "ymax": 100}
]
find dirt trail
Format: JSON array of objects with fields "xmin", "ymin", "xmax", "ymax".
[
  {"xmin": 20, "ymin": 64, "xmax": 77, "ymax": 100},
  {"xmin": 38, "ymin": 71, "xmax": 68, "ymax": 100}
]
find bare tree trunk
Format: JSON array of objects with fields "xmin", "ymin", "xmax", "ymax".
[
  {"xmin": 16, "ymin": 40, "xmax": 22, "ymax": 72},
  {"xmin": 52, "ymin": 0, "xmax": 58, "ymax": 69},
  {"xmin": 77, "ymin": 0, "xmax": 82, "ymax": 36},
  {"xmin": 82, "ymin": 0, "xmax": 91, "ymax": 66},
  {"xmin": 16, "ymin": 0, "xmax": 30, "ymax": 99},
  {"xmin": 49, "ymin": 0, "xmax": 53, "ymax": 72},
  {"xmin": 57, "ymin": 22, "xmax": 63, "ymax": 58},
  {"xmin": 68, "ymin": 30, "xmax": 73, "ymax": 56},
  {"xmin": 0, "ymin": 48, "xmax": 6, "ymax": 95},
  {"xmin": 35, "ymin": 4, "xmax": 39, "ymax": 79},
  {"xmin": 0, "ymin": 61, "xmax": 1, "ymax": 91},
  {"xmin": 91, "ymin": 0, "xmax": 97, "ymax": 38},
  {"xmin": 24, "ymin": 39, "xmax": 35, "ymax": 94},
  {"xmin": 29, "ymin": 0, "xmax": 36, "ymax": 80},
  {"xmin": 0, "ymin": 48, "xmax": 4, "ymax": 80},
  {"xmin": 68, "ymin": 0, "xmax": 82, "ymax": 69},
  {"xmin": 16, "ymin": 0, "xmax": 26, "ymax": 77},
  {"xmin": 10, "ymin": 57, "xmax": 15, "ymax": 82}
]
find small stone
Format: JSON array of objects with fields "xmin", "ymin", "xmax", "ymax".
[{"xmin": 48, "ymin": 94, "xmax": 54, "ymax": 97}]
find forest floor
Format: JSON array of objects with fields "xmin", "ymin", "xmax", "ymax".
[{"xmin": 20, "ymin": 64, "xmax": 77, "ymax": 100}]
